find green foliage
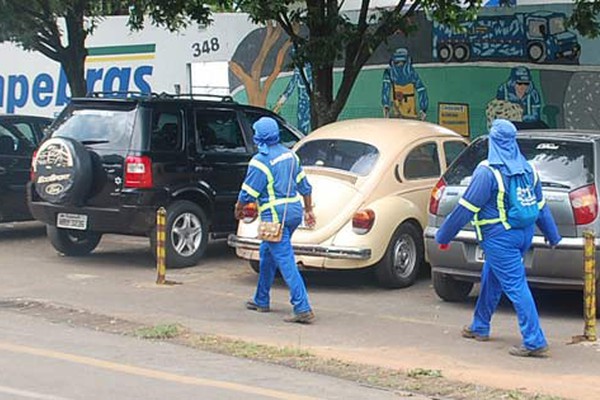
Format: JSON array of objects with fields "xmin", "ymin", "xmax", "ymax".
[
  {"xmin": 128, "ymin": 0, "xmax": 229, "ymax": 31},
  {"xmin": 570, "ymin": 0, "xmax": 600, "ymax": 38}
]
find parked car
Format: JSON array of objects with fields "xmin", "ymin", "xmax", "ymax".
[
  {"xmin": 228, "ymin": 118, "xmax": 468, "ymax": 288},
  {"xmin": 425, "ymin": 130, "xmax": 600, "ymax": 303},
  {"xmin": 28, "ymin": 93, "xmax": 303, "ymax": 267},
  {"xmin": 0, "ymin": 114, "xmax": 53, "ymax": 223}
]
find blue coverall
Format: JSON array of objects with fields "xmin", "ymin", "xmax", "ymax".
[
  {"xmin": 238, "ymin": 144, "xmax": 313, "ymax": 314},
  {"xmin": 436, "ymin": 162, "xmax": 561, "ymax": 350}
]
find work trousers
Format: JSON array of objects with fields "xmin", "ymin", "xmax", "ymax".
[
  {"xmin": 470, "ymin": 227, "xmax": 547, "ymax": 350},
  {"xmin": 253, "ymin": 216, "xmax": 311, "ymax": 314}
]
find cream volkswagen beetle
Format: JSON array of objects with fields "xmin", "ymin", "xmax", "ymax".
[{"xmin": 228, "ymin": 118, "xmax": 467, "ymax": 288}]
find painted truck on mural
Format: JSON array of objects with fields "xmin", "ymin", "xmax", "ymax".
[{"xmin": 433, "ymin": 11, "xmax": 580, "ymax": 63}]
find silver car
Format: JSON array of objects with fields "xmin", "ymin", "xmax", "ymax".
[{"xmin": 425, "ymin": 130, "xmax": 599, "ymax": 303}]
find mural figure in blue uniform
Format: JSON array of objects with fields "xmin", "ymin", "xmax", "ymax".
[
  {"xmin": 235, "ymin": 117, "xmax": 316, "ymax": 323},
  {"xmin": 496, "ymin": 66, "xmax": 542, "ymax": 123},
  {"xmin": 435, "ymin": 119, "xmax": 561, "ymax": 357},
  {"xmin": 381, "ymin": 47, "xmax": 428, "ymax": 120},
  {"xmin": 273, "ymin": 62, "xmax": 312, "ymax": 134}
]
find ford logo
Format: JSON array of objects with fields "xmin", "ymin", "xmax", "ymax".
[{"xmin": 45, "ymin": 183, "xmax": 65, "ymax": 196}]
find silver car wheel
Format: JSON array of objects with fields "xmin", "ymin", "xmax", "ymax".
[
  {"xmin": 171, "ymin": 212, "xmax": 203, "ymax": 257},
  {"xmin": 392, "ymin": 233, "xmax": 416, "ymax": 279}
]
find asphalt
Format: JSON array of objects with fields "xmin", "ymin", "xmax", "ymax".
[{"xmin": 1, "ymin": 223, "xmax": 600, "ymax": 400}]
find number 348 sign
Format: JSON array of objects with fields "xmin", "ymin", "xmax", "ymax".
[{"xmin": 192, "ymin": 37, "xmax": 221, "ymax": 57}]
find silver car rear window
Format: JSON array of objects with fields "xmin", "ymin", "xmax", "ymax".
[
  {"xmin": 296, "ymin": 139, "xmax": 379, "ymax": 176},
  {"xmin": 445, "ymin": 136, "xmax": 594, "ymax": 190}
]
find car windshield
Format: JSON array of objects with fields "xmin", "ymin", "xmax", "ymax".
[
  {"xmin": 49, "ymin": 104, "xmax": 137, "ymax": 148},
  {"xmin": 549, "ymin": 17, "xmax": 566, "ymax": 35},
  {"xmin": 444, "ymin": 136, "xmax": 595, "ymax": 190},
  {"xmin": 296, "ymin": 139, "xmax": 380, "ymax": 176}
]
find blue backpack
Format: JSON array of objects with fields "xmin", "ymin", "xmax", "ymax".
[{"xmin": 506, "ymin": 169, "xmax": 539, "ymax": 229}]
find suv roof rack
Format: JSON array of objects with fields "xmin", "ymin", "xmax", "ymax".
[
  {"xmin": 161, "ymin": 93, "xmax": 236, "ymax": 102},
  {"xmin": 86, "ymin": 91, "xmax": 161, "ymax": 99},
  {"xmin": 85, "ymin": 91, "xmax": 236, "ymax": 103}
]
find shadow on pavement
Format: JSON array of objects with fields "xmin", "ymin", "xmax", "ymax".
[{"xmin": 0, "ymin": 222, "xmax": 46, "ymax": 240}]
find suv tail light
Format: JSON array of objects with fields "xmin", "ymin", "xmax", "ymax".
[
  {"xmin": 30, "ymin": 150, "xmax": 38, "ymax": 182},
  {"xmin": 429, "ymin": 177, "xmax": 446, "ymax": 215},
  {"xmin": 352, "ymin": 209, "xmax": 375, "ymax": 235},
  {"xmin": 569, "ymin": 184, "xmax": 598, "ymax": 225},
  {"xmin": 125, "ymin": 155, "xmax": 153, "ymax": 188}
]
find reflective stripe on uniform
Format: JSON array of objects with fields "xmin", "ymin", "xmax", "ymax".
[
  {"xmin": 296, "ymin": 170, "xmax": 306, "ymax": 183},
  {"xmin": 241, "ymin": 183, "xmax": 259, "ymax": 198},
  {"xmin": 538, "ymin": 198, "xmax": 546, "ymax": 210},
  {"xmin": 471, "ymin": 161, "xmax": 512, "ymax": 240},
  {"xmin": 458, "ymin": 198, "xmax": 480, "ymax": 213},
  {"xmin": 258, "ymin": 195, "xmax": 302, "ymax": 212},
  {"xmin": 249, "ymin": 158, "xmax": 279, "ymax": 222}
]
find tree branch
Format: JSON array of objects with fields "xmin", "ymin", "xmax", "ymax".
[
  {"xmin": 229, "ymin": 60, "xmax": 254, "ymax": 88},
  {"xmin": 262, "ymin": 39, "xmax": 293, "ymax": 98}
]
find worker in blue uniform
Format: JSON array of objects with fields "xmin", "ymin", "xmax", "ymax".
[
  {"xmin": 235, "ymin": 116, "xmax": 316, "ymax": 324},
  {"xmin": 435, "ymin": 119, "xmax": 561, "ymax": 357}
]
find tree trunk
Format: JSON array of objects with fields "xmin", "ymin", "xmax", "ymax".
[
  {"xmin": 61, "ymin": 2, "xmax": 88, "ymax": 97},
  {"xmin": 61, "ymin": 49, "xmax": 87, "ymax": 97}
]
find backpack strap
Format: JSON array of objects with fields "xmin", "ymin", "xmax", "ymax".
[
  {"xmin": 470, "ymin": 161, "xmax": 511, "ymax": 240},
  {"xmin": 528, "ymin": 161, "xmax": 546, "ymax": 210}
]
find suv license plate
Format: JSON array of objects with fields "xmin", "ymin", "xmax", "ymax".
[
  {"xmin": 57, "ymin": 213, "xmax": 88, "ymax": 231},
  {"xmin": 475, "ymin": 246, "xmax": 485, "ymax": 263}
]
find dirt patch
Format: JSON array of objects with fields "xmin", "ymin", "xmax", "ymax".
[{"xmin": 0, "ymin": 298, "xmax": 565, "ymax": 400}]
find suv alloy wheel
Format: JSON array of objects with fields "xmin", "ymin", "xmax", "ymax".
[{"xmin": 153, "ymin": 200, "xmax": 209, "ymax": 268}]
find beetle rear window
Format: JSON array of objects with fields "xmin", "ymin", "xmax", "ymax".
[
  {"xmin": 444, "ymin": 136, "xmax": 595, "ymax": 190},
  {"xmin": 296, "ymin": 139, "xmax": 379, "ymax": 176}
]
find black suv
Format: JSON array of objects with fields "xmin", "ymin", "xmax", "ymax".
[
  {"xmin": 0, "ymin": 114, "xmax": 52, "ymax": 223},
  {"xmin": 28, "ymin": 93, "xmax": 303, "ymax": 267}
]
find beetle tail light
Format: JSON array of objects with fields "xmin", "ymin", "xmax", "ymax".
[
  {"xmin": 429, "ymin": 177, "xmax": 446, "ymax": 215},
  {"xmin": 569, "ymin": 184, "xmax": 598, "ymax": 225},
  {"xmin": 242, "ymin": 203, "xmax": 258, "ymax": 223},
  {"xmin": 352, "ymin": 209, "xmax": 375, "ymax": 235}
]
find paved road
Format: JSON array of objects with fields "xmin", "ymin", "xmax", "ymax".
[
  {"xmin": 1, "ymin": 222, "xmax": 599, "ymax": 399},
  {"xmin": 0, "ymin": 310, "xmax": 415, "ymax": 400}
]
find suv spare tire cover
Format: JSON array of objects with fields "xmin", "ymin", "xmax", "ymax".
[{"xmin": 33, "ymin": 137, "xmax": 93, "ymax": 205}]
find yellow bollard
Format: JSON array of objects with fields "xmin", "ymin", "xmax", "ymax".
[
  {"xmin": 156, "ymin": 207, "xmax": 167, "ymax": 285},
  {"xmin": 583, "ymin": 230, "xmax": 597, "ymax": 341}
]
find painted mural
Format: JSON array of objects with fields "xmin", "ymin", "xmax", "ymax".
[{"xmin": 229, "ymin": 3, "xmax": 600, "ymax": 138}]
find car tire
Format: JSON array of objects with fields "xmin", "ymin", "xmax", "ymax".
[
  {"xmin": 527, "ymin": 42, "xmax": 546, "ymax": 63},
  {"xmin": 249, "ymin": 260, "xmax": 260, "ymax": 274},
  {"xmin": 47, "ymin": 225, "xmax": 102, "ymax": 256},
  {"xmin": 375, "ymin": 222, "xmax": 423, "ymax": 288},
  {"xmin": 453, "ymin": 44, "xmax": 470, "ymax": 62},
  {"xmin": 33, "ymin": 137, "xmax": 93, "ymax": 206},
  {"xmin": 156, "ymin": 200, "xmax": 209, "ymax": 268},
  {"xmin": 432, "ymin": 271, "xmax": 473, "ymax": 302},
  {"xmin": 438, "ymin": 44, "xmax": 453, "ymax": 62}
]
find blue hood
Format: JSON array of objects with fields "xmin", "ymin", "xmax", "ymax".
[
  {"xmin": 253, "ymin": 117, "xmax": 280, "ymax": 155},
  {"xmin": 488, "ymin": 119, "xmax": 531, "ymax": 176}
]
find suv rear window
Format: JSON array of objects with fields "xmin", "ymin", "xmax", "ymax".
[
  {"xmin": 296, "ymin": 139, "xmax": 379, "ymax": 176},
  {"xmin": 444, "ymin": 136, "xmax": 595, "ymax": 190},
  {"xmin": 49, "ymin": 105, "xmax": 137, "ymax": 148}
]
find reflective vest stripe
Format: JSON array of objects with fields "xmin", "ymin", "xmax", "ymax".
[
  {"xmin": 258, "ymin": 195, "xmax": 302, "ymax": 212},
  {"xmin": 249, "ymin": 159, "xmax": 279, "ymax": 222},
  {"xmin": 459, "ymin": 198, "xmax": 480, "ymax": 213},
  {"xmin": 296, "ymin": 170, "xmax": 306, "ymax": 183},
  {"xmin": 242, "ymin": 183, "xmax": 259, "ymax": 198},
  {"xmin": 538, "ymin": 198, "xmax": 546, "ymax": 210},
  {"xmin": 471, "ymin": 161, "xmax": 513, "ymax": 240}
]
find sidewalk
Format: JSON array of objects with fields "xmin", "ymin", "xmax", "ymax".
[{"xmin": 2, "ymin": 231, "xmax": 600, "ymax": 400}]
